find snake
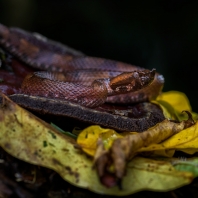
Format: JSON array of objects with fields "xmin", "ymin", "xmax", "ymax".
[{"xmin": 0, "ymin": 23, "xmax": 165, "ymax": 132}]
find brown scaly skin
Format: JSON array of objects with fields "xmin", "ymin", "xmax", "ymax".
[{"xmin": 0, "ymin": 23, "xmax": 165, "ymax": 132}]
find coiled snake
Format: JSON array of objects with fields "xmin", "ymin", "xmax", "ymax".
[{"xmin": 0, "ymin": 23, "xmax": 165, "ymax": 132}]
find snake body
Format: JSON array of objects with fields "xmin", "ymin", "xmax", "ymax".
[{"xmin": 0, "ymin": 23, "xmax": 165, "ymax": 131}]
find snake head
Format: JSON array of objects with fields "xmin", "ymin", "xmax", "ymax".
[{"xmin": 109, "ymin": 69, "xmax": 156, "ymax": 94}]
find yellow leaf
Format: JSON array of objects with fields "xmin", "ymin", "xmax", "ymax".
[
  {"xmin": 0, "ymin": 95, "xmax": 95, "ymax": 189},
  {"xmin": 154, "ymin": 91, "xmax": 198, "ymax": 121},
  {"xmin": 77, "ymin": 125, "xmax": 122, "ymax": 156},
  {"xmin": 157, "ymin": 91, "xmax": 192, "ymax": 112},
  {"xmin": 152, "ymin": 100, "xmax": 177, "ymax": 120},
  {"xmin": 121, "ymin": 157, "xmax": 193, "ymax": 193}
]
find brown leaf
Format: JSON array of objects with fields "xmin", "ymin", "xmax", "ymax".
[{"xmin": 95, "ymin": 115, "xmax": 194, "ymax": 184}]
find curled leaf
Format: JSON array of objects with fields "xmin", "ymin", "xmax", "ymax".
[
  {"xmin": 139, "ymin": 119, "xmax": 198, "ymax": 155},
  {"xmin": 94, "ymin": 114, "xmax": 194, "ymax": 183}
]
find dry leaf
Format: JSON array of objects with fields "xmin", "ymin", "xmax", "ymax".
[
  {"xmin": 139, "ymin": 118, "xmax": 198, "ymax": 155},
  {"xmin": 92, "ymin": 115, "xmax": 194, "ymax": 186}
]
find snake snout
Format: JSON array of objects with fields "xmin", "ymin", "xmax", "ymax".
[{"xmin": 138, "ymin": 68, "xmax": 156, "ymax": 86}]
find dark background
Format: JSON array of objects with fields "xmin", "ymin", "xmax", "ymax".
[{"xmin": 1, "ymin": 0, "xmax": 198, "ymax": 111}]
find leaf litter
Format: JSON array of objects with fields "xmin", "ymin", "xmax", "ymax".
[{"xmin": 1, "ymin": 91, "xmax": 198, "ymax": 195}]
